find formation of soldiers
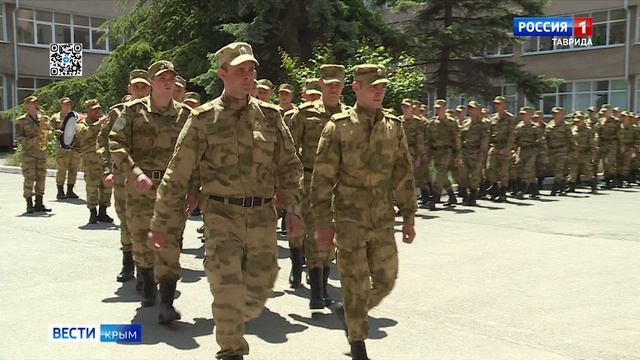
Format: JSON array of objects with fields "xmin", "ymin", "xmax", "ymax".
[
  {"xmin": 11, "ymin": 40, "xmax": 639, "ymax": 360},
  {"xmin": 400, "ymin": 98, "xmax": 640, "ymax": 209}
]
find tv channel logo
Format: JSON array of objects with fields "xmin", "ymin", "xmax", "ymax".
[
  {"xmin": 48, "ymin": 324, "xmax": 142, "ymax": 343},
  {"xmin": 514, "ymin": 17, "xmax": 592, "ymax": 37}
]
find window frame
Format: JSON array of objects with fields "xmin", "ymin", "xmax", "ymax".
[
  {"xmin": 525, "ymin": 78, "xmax": 628, "ymax": 114},
  {"xmin": 0, "ymin": 2, "xmax": 7, "ymax": 42}
]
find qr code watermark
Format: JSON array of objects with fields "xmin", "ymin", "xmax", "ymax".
[{"xmin": 49, "ymin": 43, "xmax": 83, "ymax": 77}]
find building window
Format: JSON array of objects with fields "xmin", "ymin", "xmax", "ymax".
[
  {"xmin": 636, "ymin": 79, "xmax": 640, "ymax": 112},
  {"xmin": 15, "ymin": 7, "xmax": 117, "ymax": 52},
  {"xmin": 523, "ymin": 8, "xmax": 627, "ymax": 54},
  {"xmin": 0, "ymin": 75, "xmax": 5, "ymax": 111},
  {"xmin": 525, "ymin": 79, "xmax": 628, "ymax": 113},
  {"xmin": 0, "ymin": 3, "xmax": 6, "ymax": 41},
  {"xmin": 17, "ymin": 76, "xmax": 55, "ymax": 103}
]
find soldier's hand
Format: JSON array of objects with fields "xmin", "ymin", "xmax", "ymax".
[
  {"xmin": 185, "ymin": 193, "xmax": 199, "ymax": 213},
  {"xmin": 103, "ymin": 174, "xmax": 114, "ymax": 188},
  {"xmin": 147, "ymin": 230, "xmax": 167, "ymax": 250},
  {"xmin": 285, "ymin": 213, "xmax": 304, "ymax": 238},
  {"xmin": 402, "ymin": 224, "xmax": 416, "ymax": 244},
  {"xmin": 134, "ymin": 174, "xmax": 153, "ymax": 193},
  {"xmin": 315, "ymin": 228, "xmax": 335, "ymax": 251},
  {"xmin": 54, "ymin": 129, "xmax": 63, "ymax": 136},
  {"xmin": 98, "ymin": 115, "xmax": 108, "ymax": 125}
]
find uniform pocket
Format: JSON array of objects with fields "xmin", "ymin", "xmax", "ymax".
[
  {"xmin": 253, "ymin": 130, "xmax": 276, "ymax": 163},
  {"xmin": 206, "ymin": 134, "xmax": 238, "ymax": 167}
]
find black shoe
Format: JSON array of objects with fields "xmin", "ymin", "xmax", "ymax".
[
  {"xmin": 97, "ymin": 205, "xmax": 114, "ymax": 223},
  {"xmin": 56, "ymin": 185, "xmax": 67, "ymax": 200},
  {"xmin": 529, "ymin": 183, "xmax": 540, "ymax": 199},
  {"xmin": 590, "ymin": 180, "xmax": 598, "ymax": 194},
  {"xmin": 66, "ymin": 184, "xmax": 79, "ymax": 199},
  {"xmin": 221, "ymin": 356, "xmax": 244, "ymax": 360},
  {"xmin": 509, "ymin": 181, "xmax": 518, "ymax": 196},
  {"xmin": 515, "ymin": 182, "xmax": 525, "ymax": 200},
  {"xmin": 497, "ymin": 186, "xmax": 507, "ymax": 202},
  {"xmin": 135, "ymin": 268, "xmax": 143, "ymax": 293},
  {"xmin": 196, "ymin": 224, "xmax": 205, "ymax": 234},
  {"xmin": 550, "ymin": 182, "xmax": 558, "ymax": 196},
  {"xmin": 308, "ymin": 267, "xmax": 324, "ymax": 309},
  {"xmin": 567, "ymin": 181, "xmax": 576, "ymax": 193},
  {"xmin": 558, "ymin": 181, "xmax": 567, "ymax": 196},
  {"xmin": 489, "ymin": 182, "xmax": 500, "ymax": 201},
  {"xmin": 117, "ymin": 251, "xmax": 135, "ymax": 282},
  {"xmin": 26, "ymin": 197, "xmax": 35, "ymax": 214},
  {"xmin": 459, "ymin": 187, "xmax": 468, "ymax": 204},
  {"xmin": 350, "ymin": 340, "xmax": 369, "ymax": 360},
  {"xmin": 467, "ymin": 189, "xmax": 477, "ymax": 206},
  {"xmin": 288, "ymin": 247, "xmax": 303, "ymax": 288},
  {"xmin": 537, "ymin": 176, "xmax": 545, "ymax": 191},
  {"xmin": 139, "ymin": 268, "xmax": 157, "ymax": 307},
  {"xmin": 88, "ymin": 207, "xmax": 98, "ymax": 224},
  {"xmin": 322, "ymin": 265, "xmax": 334, "ymax": 307},
  {"xmin": 158, "ymin": 278, "xmax": 181, "ymax": 324},
  {"xmin": 33, "ymin": 195, "xmax": 52, "ymax": 212},
  {"xmin": 445, "ymin": 189, "xmax": 457, "ymax": 205}
]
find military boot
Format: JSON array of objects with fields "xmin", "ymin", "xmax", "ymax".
[
  {"xmin": 558, "ymin": 181, "xmax": 567, "ymax": 196},
  {"xmin": 468, "ymin": 189, "xmax": 478, "ymax": 206},
  {"xmin": 350, "ymin": 341, "xmax": 369, "ymax": 360},
  {"xmin": 550, "ymin": 182, "xmax": 559, "ymax": 196},
  {"xmin": 139, "ymin": 268, "xmax": 157, "ymax": 307},
  {"xmin": 498, "ymin": 186, "xmax": 507, "ymax": 202},
  {"xmin": 529, "ymin": 183, "xmax": 540, "ymax": 199},
  {"xmin": 537, "ymin": 176, "xmax": 545, "ymax": 191},
  {"xmin": 308, "ymin": 267, "xmax": 324, "ymax": 309},
  {"xmin": 25, "ymin": 197, "xmax": 35, "ymax": 214},
  {"xmin": 97, "ymin": 204, "xmax": 114, "ymax": 223},
  {"xmin": 88, "ymin": 207, "xmax": 98, "ymax": 224},
  {"xmin": 458, "ymin": 187, "xmax": 468, "ymax": 205},
  {"xmin": 509, "ymin": 181, "xmax": 518, "ymax": 196},
  {"xmin": 489, "ymin": 182, "xmax": 500, "ymax": 201},
  {"xmin": 66, "ymin": 184, "xmax": 79, "ymax": 199},
  {"xmin": 430, "ymin": 192, "xmax": 440, "ymax": 210},
  {"xmin": 158, "ymin": 278, "xmax": 181, "ymax": 324},
  {"xmin": 566, "ymin": 182, "xmax": 576, "ymax": 193},
  {"xmin": 590, "ymin": 180, "xmax": 598, "ymax": 194},
  {"xmin": 116, "ymin": 251, "xmax": 135, "ymax": 282},
  {"xmin": 56, "ymin": 185, "xmax": 67, "ymax": 200},
  {"xmin": 322, "ymin": 266, "xmax": 334, "ymax": 307},
  {"xmin": 445, "ymin": 189, "xmax": 457, "ymax": 205},
  {"xmin": 515, "ymin": 182, "xmax": 526, "ymax": 199},
  {"xmin": 33, "ymin": 195, "xmax": 52, "ymax": 212},
  {"xmin": 135, "ymin": 268, "xmax": 143, "ymax": 292},
  {"xmin": 221, "ymin": 356, "xmax": 243, "ymax": 360},
  {"xmin": 288, "ymin": 247, "xmax": 303, "ymax": 288}
]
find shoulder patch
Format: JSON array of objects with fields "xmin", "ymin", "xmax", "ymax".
[
  {"xmin": 331, "ymin": 111, "xmax": 351, "ymax": 122},
  {"xmin": 112, "ymin": 117, "xmax": 127, "ymax": 132},
  {"xmin": 298, "ymin": 101, "xmax": 315, "ymax": 110},
  {"xmin": 386, "ymin": 113, "xmax": 401, "ymax": 123},
  {"xmin": 257, "ymin": 99, "xmax": 280, "ymax": 112},
  {"xmin": 109, "ymin": 102, "xmax": 125, "ymax": 111}
]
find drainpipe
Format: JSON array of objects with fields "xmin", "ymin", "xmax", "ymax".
[
  {"xmin": 12, "ymin": 0, "xmax": 20, "ymax": 146},
  {"xmin": 624, "ymin": 0, "xmax": 630, "ymax": 108}
]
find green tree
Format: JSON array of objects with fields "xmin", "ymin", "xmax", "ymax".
[
  {"xmin": 280, "ymin": 43, "xmax": 426, "ymax": 110},
  {"xmin": 383, "ymin": 0, "xmax": 562, "ymax": 102}
]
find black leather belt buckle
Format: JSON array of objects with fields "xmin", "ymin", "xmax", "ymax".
[{"xmin": 151, "ymin": 171, "xmax": 163, "ymax": 180}]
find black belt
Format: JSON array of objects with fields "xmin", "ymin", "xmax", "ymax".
[
  {"xmin": 304, "ymin": 167, "xmax": 314, "ymax": 172},
  {"xmin": 548, "ymin": 145, "xmax": 566, "ymax": 150},
  {"xmin": 431, "ymin": 145, "xmax": 451, "ymax": 150},
  {"xmin": 142, "ymin": 169, "xmax": 165, "ymax": 180},
  {"xmin": 209, "ymin": 195, "xmax": 272, "ymax": 208}
]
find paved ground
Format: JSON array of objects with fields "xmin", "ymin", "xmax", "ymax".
[{"xmin": 0, "ymin": 170, "xmax": 639, "ymax": 360}]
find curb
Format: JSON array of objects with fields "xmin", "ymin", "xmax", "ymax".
[{"xmin": 0, "ymin": 165, "xmax": 85, "ymax": 178}]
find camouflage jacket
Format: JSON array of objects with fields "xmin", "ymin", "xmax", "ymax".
[
  {"xmin": 97, "ymin": 101, "xmax": 128, "ymax": 174},
  {"xmin": 15, "ymin": 113, "xmax": 50, "ymax": 158},
  {"xmin": 460, "ymin": 116, "xmax": 490, "ymax": 155},
  {"xmin": 76, "ymin": 117, "xmax": 103, "ymax": 155},
  {"xmin": 571, "ymin": 124, "xmax": 595, "ymax": 155},
  {"xmin": 514, "ymin": 121, "xmax": 545, "ymax": 150},
  {"xmin": 400, "ymin": 115, "xmax": 425, "ymax": 161},
  {"xmin": 289, "ymin": 99, "xmax": 349, "ymax": 170},
  {"xmin": 425, "ymin": 115, "xmax": 461, "ymax": 156},
  {"xmin": 310, "ymin": 105, "xmax": 417, "ymax": 229},
  {"xmin": 596, "ymin": 116, "xmax": 619, "ymax": 146},
  {"xmin": 108, "ymin": 96, "xmax": 191, "ymax": 180},
  {"xmin": 148, "ymin": 93, "xmax": 303, "ymax": 234},
  {"xmin": 488, "ymin": 111, "xmax": 516, "ymax": 150},
  {"xmin": 544, "ymin": 119, "xmax": 573, "ymax": 152}
]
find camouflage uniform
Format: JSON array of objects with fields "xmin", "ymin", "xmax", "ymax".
[
  {"xmin": 310, "ymin": 65, "xmax": 416, "ymax": 351},
  {"xmin": 400, "ymin": 112, "xmax": 425, "ymax": 182},
  {"xmin": 486, "ymin": 109, "xmax": 516, "ymax": 200},
  {"xmin": 568, "ymin": 113, "xmax": 596, "ymax": 192},
  {"xmin": 617, "ymin": 115, "xmax": 639, "ymax": 185},
  {"xmin": 76, "ymin": 101, "xmax": 112, "ymax": 212},
  {"xmin": 14, "ymin": 101, "xmax": 50, "ymax": 212},
  {"xmin": 424, "ymin": 101, "xmax": 460, "ymax": 206},
  {"xmin": 533, "ymin": 112, "xmax": 548, "ymax": 189},
  {"xmin": 544, "ymin": 108, "xmax": 574, "ymax": 195},
  {"xmin": 149, "ymin": 43, "xmax": 302, "ymax": 359},
  {"xmin": 458, "ymin": 109, "xmax": 489, "ymax": 204},
  {"xmin": 596, "ymin": 111, "xmax": 620, "ymax": 188},
  {"xmin": 514, "ymin": 108, "xmax": 545, "ymax": 196},
  {"xmin": 51, "ymin": 104, "xmax": 81, "ymax": 198}
]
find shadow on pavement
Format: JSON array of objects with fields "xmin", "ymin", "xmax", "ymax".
[
  {"xmin": 245, "ymin": 307, "xmax": 308, "ymax": 343},
  {"xmin": 101, "ymin": 281, "xmax": 142, "ymax": 304},
  {"xmin": 78, "ymin": 222, "xmax": 119, "ymax": 230},
  {"xmin": 181, "ymin": 244, "xmax": 205, "ymax": 259},
  {"xmin": 289, "ymin": 311, "xmax": 397, "ymax": 340},
  {"xmin": 16, "ymin": 212, "xmax": 55, "ymax": 218},
  {"xmin": 180, "ymin": 266, "xmax": 205, "ymax": 284},
  {"xmin": 440, "ymin": 206, "xmax": 475, "ymax": 214},
  {"xmin": 123, "ymin": 309, "xmax": 213, "ymax": 350}
]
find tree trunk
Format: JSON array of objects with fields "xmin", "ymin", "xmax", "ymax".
[{"xmin": 436, "ymin": 0, "xmax": 453, "ymax": 99}]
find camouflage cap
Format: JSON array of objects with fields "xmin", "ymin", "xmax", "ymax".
[
  {"xmin": 148, "ymin": 60, "xmax": 177, "ymax": 77},
  {"xmin": 467, "ymin": 101, "xmax": 480, "ymax": 109},
  {"xmin": 175, "ymin": 75, "xmax": 186, "ymax": 88},
  {"xmin": 433, "ymin": 99, "xmax": 447, "ymax": 108},
  {"xmin": 587, "ymin": 105, "xmax": 597, "ymax": 112},
  {"xmin": 573, "ymin": 111, "xmax": 586, "ymax": 121},
  {"xmin": 445, "ymin": 109, "xmax": 454, "ymax": 115},
  {"xmin": 256, "ymin": 79, "xmax": 273, "ymax": 91},
  {"xmin": 215, "ymin": 42, "xmax": 259, "ymax": 68},
  {"xmin": 481, "ymin": 108, "xmax": 488, "ymax": 114},
  {"xmin": 183, "ymin": 92, "xmax": 201, "ymax": 105},
  {"xmin": 277, "ymin": 83, "xmax": 294, "ymax": 93},
  {"xmin": 121, "ymin": 95, "xmax": 132, "ymax": 103},
  {"xmin": 353, "ymin": 64, "xmax": 389, "ymax": 85},
  {"xmin": 620, "ymin": 110, "xmax": 630, "ymax": 117},
  {"xmin": 129, "ymin": 69, "xmax": 150, "ymax": 85},
  {"xmin": 551, "ymin": 106, "xmax": 564, "ymax": 113},
  {"xmin": 82, "ymin": 99, "xmax": 101, "ymax": 110},
  {"xmin": 23, "ymin": 95, "xmax": 38, "ymax": 105},
  {"xmin": 319, "ymin": 64, "xmax": 346, "ymax": 84},
  {"xmin": 304, "ymin": 78, "xmax": 322, "ymax": 96},
  {"xmin": 401, "ymin": 98, "xmax": 412, "ymax": 106},
  {"xmin": 534, "ymin": 110, "xmax": 544, "ymax": 117},
  {"xmin": 600, "ymin": 103, "xmax": 612, "ymax": 110},
  {"xmin": 612, "ymin": 107, "xmax": 621, "ymax": 112},
  {"xmin": 59, "ymin": 97, "xmax": 73, "ymax": 105},
  {"xmin": 492, "ymin": 96, "xmax": 506, "ymax": 104},
  {"xmin": 519, "ymin": 106, "xmax": 534, "ymax": 114},
  {"xmin": 455, "ymin": 105, "xmax": 465, "ymax": 112},
  {"xmin": 420, "ymin": 105, "xmax": 428, "ymax": 111},
  {"xmin": 412, "ymin": 100, "xmax": 422, "ymax": 107}
]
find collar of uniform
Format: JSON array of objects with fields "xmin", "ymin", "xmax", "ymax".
[
  {"xmin": 353, "ymin": 104, "xmax": 382, "ymax": 123},
  {"xmin": 221, "ymin": 90, "xmax": 250, "ymax": 111},
  {"xmin": 147, "ymin": 95, "xmax": 178, "ymax": 116}
]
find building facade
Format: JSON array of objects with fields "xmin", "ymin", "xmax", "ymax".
[{"xmin": 0, "ymin": 0, "xmax": 132, "ymax": 147}]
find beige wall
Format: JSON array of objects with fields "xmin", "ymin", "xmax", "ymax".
[{"xmin": 545, "ymin": 0, "xmax": 640, "ymax": 15}]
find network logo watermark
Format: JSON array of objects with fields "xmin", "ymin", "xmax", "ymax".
[{"xmin": 48, "ymin": 324, "xmax": 142, "ymax": 343}]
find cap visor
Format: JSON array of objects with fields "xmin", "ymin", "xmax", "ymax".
[
  {"xmin": 322, "ymin": 78, "xmax": 343, "ymax": 84},
  {"xmin": 278, "ymin": 89, "xmax": 293, "ymax": 94},
  {"xmin": 229, "ymin": 54, "xmax": 259, "ymax": 67},
  {"xmin": 154, "ymin": 68, "xmax": 177, "ymax": 77},
  {"xmin": 130, "ymin": 78, "xmax": 150, "ymax": 86},
  {"xmin": 370, "ymin": 79, "xmax": 390, "ymax": 86},
  {"xmin": 305, "ymin": 90, "xmax": 322, "ymax": 96},
  {"xmin": 90, "ymin": 105, "xmax": 101, "ymax": 110}
]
